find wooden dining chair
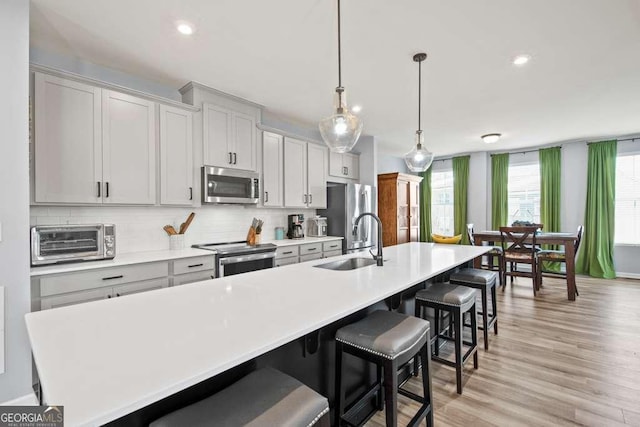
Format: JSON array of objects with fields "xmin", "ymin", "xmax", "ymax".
[
  {"xmin": 467, "ymin": 224, "xmax": 504, "ymax": 288},
  {"xmin": 535, "ymin": 225, "xmax": 584, "ymax": 296},
  {"xmin": 499, "ymin": 226, "xmax": 539, "ymax": 295}
]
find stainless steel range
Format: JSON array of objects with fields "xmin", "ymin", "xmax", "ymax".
[{"xmin": 192, "ymin": 241, "xmax": 277, "ymax": 278}]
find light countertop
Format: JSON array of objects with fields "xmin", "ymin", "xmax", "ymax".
[
  {"xmin": 25, "ymin": 242, "xmax": 488, "ymax": 426},
  {"xmin": 30, "ymin": 248, "xmax": 213, "ymax": 277},
  {"xmin": 266, "ymin": 236, "xmax": 343, "ymax": 247}
]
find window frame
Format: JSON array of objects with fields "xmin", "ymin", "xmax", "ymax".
[{"xmin": 614, "ymin": 150, "xmax": 640, "ymax": 246}]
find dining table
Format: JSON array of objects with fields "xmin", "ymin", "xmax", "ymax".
[{"xmin": 472, "ymin": 230, "xmax": 579, "ymax": 301}]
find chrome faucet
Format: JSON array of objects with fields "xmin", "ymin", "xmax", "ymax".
[{"xmin": 354, "ymin": 212, "xmax": 384, "ymax": 266}]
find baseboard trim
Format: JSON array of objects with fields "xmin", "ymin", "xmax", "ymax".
[
  {"xmin": 0, "ymin": 392, "xmax": 38, "ymax": 406},
  {"xmin": 616, "ymin": 272, "xmax": 640, "ymax": 280}
]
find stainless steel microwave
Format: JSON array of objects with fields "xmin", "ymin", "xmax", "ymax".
[
  {"xmin": 201, "ymin": 166, "xmax": 259, "ymax": 204},
  {"xmin": 31, "ymin": 224, "xmax": 116, "ymax": 266}
]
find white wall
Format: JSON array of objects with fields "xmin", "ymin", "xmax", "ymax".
[
  {"xmin": 0, "ymin": 0, "xmax": 32, "ymax": 402},
  {"xmin": 31, "ymin": 206, "xmax": 317, "ymax": 253},
  {"xmin": 468, "ymin": 152, "xmax": 490, "ymax": 231},
  {"xmin": 377, "ymin": 154, "xmax": 408, "ymax": 174}
]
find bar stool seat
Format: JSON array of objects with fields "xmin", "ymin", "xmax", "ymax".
[
  {"xmin": 150, "ymin": 367, "xmax": 329, "ymax": 427},
  {"xmin": 335, "ymin": 310, "xmax": 433, "ymax": 427},
  {"xmin": 415, "ymin": 283, "xmax": 479, "ymax": 394},
  {"xmin": 450, "ymin": 268, "xmax": 499, "ymax": 350}
]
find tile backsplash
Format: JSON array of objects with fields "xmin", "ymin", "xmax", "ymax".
[{"xmin": 30, "ymin": 206, "xmax": 317, "ymax": 253}]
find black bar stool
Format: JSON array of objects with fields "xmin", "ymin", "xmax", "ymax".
[
  {"xmin": 150, "ymin": 368, "xmax": 329, "ymax": 427},
  {"xmin": 415, "ymin": 283, "xmax": 478, "ymax": 394},
  {"xmin": 449, "ymin": 268, "xmax": 498, "ymax": 350},
  {"xmin": 335, "ymin": 310, "xmax": 433, "ymax": 427}
]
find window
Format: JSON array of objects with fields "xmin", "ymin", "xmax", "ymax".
[
  {"xmin": 615, "ymin": 153, "xmax": 640, "ymax": 244},
  {"xmin": 431, "ymin": 170, "xmax": 454, "ymax": 235},
  {"xmin": 508, "ymin": 163, "xmax": 541, "ymax": 225}
]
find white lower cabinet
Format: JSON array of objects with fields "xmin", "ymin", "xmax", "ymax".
[
  {"xmin": 274, "ymin": 240, "xmax": 343, "ymax": 266},
  {"xmin": 34, "ymin": 255, "xmax": 217, "ymax": 310},
  {"xmin": 40, "ymin": 288, "xmax": 111, "ymax": 310},
  {"xmin": 173, "ymin": 270, "xmax": 216, "ymax": 286}
]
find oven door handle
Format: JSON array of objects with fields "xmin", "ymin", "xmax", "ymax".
[{"xmin": 219, "ymin": 252, "xmax": 276, "ymax": 265}]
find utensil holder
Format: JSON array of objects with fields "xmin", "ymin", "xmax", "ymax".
[{"xmin": 169, "ymin": 234, "xmax": 184, "ymax": 250}]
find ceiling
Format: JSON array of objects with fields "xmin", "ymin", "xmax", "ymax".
[{"xmin": 30, "ymin": 0, "xmax": 640, "ymax": 156}]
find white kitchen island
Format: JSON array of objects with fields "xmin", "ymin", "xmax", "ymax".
[{"xmin": 25, "ymin": 243, "xmax": 488, "ymax": 426}]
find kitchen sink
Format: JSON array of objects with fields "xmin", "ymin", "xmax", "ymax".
[{"xmin": 314, "ymin": 257, "xmax": 378, "ymax": 271}]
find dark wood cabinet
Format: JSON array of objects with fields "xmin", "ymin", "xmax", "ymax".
[{"xmin": 377, "ymin": 172, "xmax": 423, "ymax": 247}]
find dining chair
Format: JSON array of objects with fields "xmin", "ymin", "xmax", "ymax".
[
  {"xmin": 499, "ymin": 226, "xmax": 539, "ymax": 295},
  {"xmin": 467, "ymin": 224, "xmax": 504, "ymax": 288},
  {"xmin": 535, "ymin": 225, "xmax": 584, "ymax": 296}
]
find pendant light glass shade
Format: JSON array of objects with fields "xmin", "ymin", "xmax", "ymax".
[
  {"xmin": 319, "ymin": 90, "xmax": 363, "ymax": 153},
  {"xmin": 319, "ymin": 0, "xmax": 363, "ymax": 153},
  {"xmin": 404, "ymin": 53, "xmax": 433, "ymax": 173},
  {"xmin": 404, "ymin": 131, "xmax": 434, "ymax": 172}
]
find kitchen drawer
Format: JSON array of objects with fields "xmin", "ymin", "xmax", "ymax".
[
  {"xmin": 112, "ymin": 278, "xmax": 169, "ymax": 297},
  {"xmin": 173, "ymin": 270, "xmax": 216, "ymax": 286},
  {"xmin": 322, "ymin": 241, "xmax": 342, "ymax": 252},
  {"xmin": 299, "ymin": 253, "xmax": 322, "ymax": 263},
  {"xmin": 299, "ymin": 243, "xmax": 322, "ymax": 256},
  {"xmin": 173, "ymin": 256, "xmax": 215, "ymax": 275},
  {"xmin": 323, "ymin": 249, "xmax": 343, "ymax": 259},
  {"xmin": 275, "ymin": 256, "xmax": 299, "ymax": 267},
  {"xmin": 276, "ymin": 246, "xmax": 299, "ymax": 259},
  {"xmin": 40, "ymin": 261, "xmax": 169, "ymax": 297},
  {"xmin": 40, "ymin": 288, "xmax": 110, "ymax": 310}
]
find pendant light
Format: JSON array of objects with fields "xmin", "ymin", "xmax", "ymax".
[
  {"xmin": 404, "ymin": 53, "xmax": 434, "ymax": 173},
  {"xmin": 319, "ymin": 0, "xmax": 363, "ymax": 153}
]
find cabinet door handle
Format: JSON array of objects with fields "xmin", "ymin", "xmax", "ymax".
[
  {"xmin": 188, "ymin": 263, "xmax": 204, "ymax": 268},
  {"xmin": 346, "ymin": 167, "xmax": 349, "ymax": 175},
  {"xmin": 265, "ymin": 191, "xmax": 269, "ymax": 203},
  {"xmin": 97, "ymin": 181, "xmax": 101, "ymax": 197},
  {"xmin": 233, "ymin": 152, "xmax": 237, "ymax": 164},
  {"xmin": 228, "ymin": 152, "xmax": 233, "ymax": 164},
  {"xmin": 304, "ymin": 194, "xmax": 307, "ymax": 204},
  {"xmin": 107, "ymin": 295, "xmax": 112, "ymax": 299},
  {"xmin": 282, "ymin": 251, "xmax": 293, "ymax": 255},
  {"xmin": 102, "ymin": 275, "xmax": 123, "ymax": 281},
  {"xmin": 329, "ymin": 244, "xmax": 338, "ymax": 248},
  {"xmin": 189, "ymin": 187, "xmax": 193, "ymax": 200},
  {"xmin": 116, "ymin": 293, "xmax": 121, "ymax": 297},
  {"xmin": 105, "ymin": 182, "xmax": 110, "ymax": 198},
  {"xmin": 309, "ymin": 194, "xmax": 313, "ymax": 204},
  {"xmin": 307, "ymin": 248, "xmax": 317, "ymax": 251}
]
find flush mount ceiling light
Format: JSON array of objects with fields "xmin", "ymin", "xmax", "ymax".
[
  {"xmin": 513, "ymin": 54, "xmax": 531, "ymax": 66},
  {"xmin": 404, "ymin": 53, "xmax": 434, "ymax": 173},
  {"xmin": 176, "ymin": 22, "xmax": 194, "ymax": 35},
  {"xmin": 481, "ymin": 133, "xmax": 502, "ymax": 144},
  {"xmin": 318, "ymin": 0, "xmax": 363, "ymax": 153}
]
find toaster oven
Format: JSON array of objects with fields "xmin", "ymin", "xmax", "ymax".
[{"xmin": 31, "ymin": 224, "xmax": 116, "ymax": 266}]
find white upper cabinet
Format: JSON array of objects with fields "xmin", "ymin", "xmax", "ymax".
[
  {"xmin": 284, "ymin": 138, "xmax": 308, "ymax": 208},
  {"xmin": 33, "ymin": 72, "xmax": 166, "ymax": 205},
  {"xmin": 329, "ymin": 151, "xmax": 359, "ymax": 180},
  {"xmin": 262, "ymin": 132, "xmax": 284, "ymax": 207},
  {"xmin": 102, "ymin": 90, "xmax": 156, "ymax": 205},
  {"xmin": 307, "ymin": 143, "xmax": 328, "ymax": 208},
  {"xmin": 283, "ymin": 138, "xmax": 328, "ymax": 208},
  {"xmin": 203, "ymin": 103, "xmax": 256, "ymax": 171},
  {"xmin": 160, "ymin": 105, "xmax": 193, "ymax": 205},
  {"xmin": 34, "ymin": 73, "xmax": 103, "ymax": 204}
]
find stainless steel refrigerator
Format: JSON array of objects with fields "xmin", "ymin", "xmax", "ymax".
[{"xmin": 318, "ymin": 183, "xmax": 377, "ymax": 254}]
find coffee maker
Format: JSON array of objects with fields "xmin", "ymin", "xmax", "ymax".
[{"xmin": 287, "ymin": 214, "xmax": 305, "ymax": 239}]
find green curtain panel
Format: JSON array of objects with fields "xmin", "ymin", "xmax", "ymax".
[
  {"xmin": 491, "ymin": 153, "xmax": 509, "ymax": 230},
  {"xmin": 420, "ymin": 168, "xmax": 432, "ymax": 242},
  {"xmin": 539, "ymin": 147, "xmax": 562, "ymax": 272},
  {"xmin": 453, "ymin": 155, "xmax": 470, "ymax": 244},
  {"xmin": 576, "ymin": 140, "xmax": 617, "ymax": 278}
]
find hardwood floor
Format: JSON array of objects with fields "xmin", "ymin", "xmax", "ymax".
[{"xmin": 367, "ymin": 275, "xmax": 640, "ymax": 426}]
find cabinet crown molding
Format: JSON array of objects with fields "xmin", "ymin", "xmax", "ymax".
[
  {"xmin": 30, "ymin": 63, "xmax": 200, "ymax": 112},
  {"xmin": 179, "ymin": 81, "xmax": 264, "ymax": 110}
]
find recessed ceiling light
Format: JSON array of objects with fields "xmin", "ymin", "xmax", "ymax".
[
  {"xmin": 177, "ymin": 23, "xmax": 194, "ymax": 35},
  {"xmin": 352, "ymin": 105, "xmax": 362, "ymax": 113},
  {"xmin": 513, "ymin": 54, "xmax": 531, "ymax": 66},
  {"xmin": 481, "ymin": 133, "xmax": 502, "ymax": 144}
]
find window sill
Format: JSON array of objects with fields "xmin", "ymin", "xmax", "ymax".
[{"xmin": 614, "ymin": 243, "xmax": 640, "ymax": 248}]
